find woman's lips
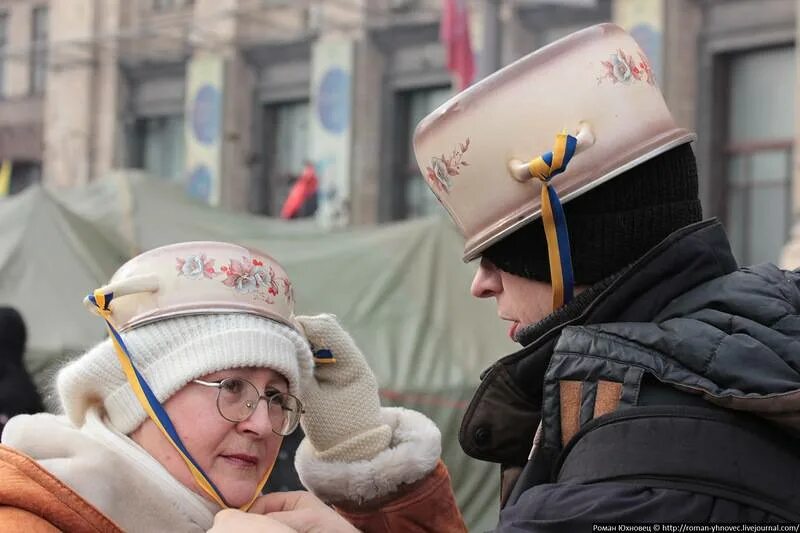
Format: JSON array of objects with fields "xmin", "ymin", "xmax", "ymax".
[{"xmin": 220, "ymin": 454, "xmax": 259, "ymax": 468}]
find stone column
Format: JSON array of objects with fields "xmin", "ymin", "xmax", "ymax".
[
  {"xmin": 5, "ymin": 3, "xmax": 33, "ymax": 99},
  {"xmin": 43, "ymin": 0, "xmax": 96, "ymax": 187},
  {"xmin": 307, "ymin": 2, "xmax": 366, "ymax": 228},
  {"xmin": 90, "ymin": 0, "xmax": 126, "ymax": 181},
  {"xmin": 661, "ymin": 0, "xmax": 702, "ymax": 132},
  {"xmin": 185, "ymin": 0, "xmax": 256, "ymax": 210},
  {"xmin": 779, "ymin": 0, "xmax": 800, "ymax": 268},
  {"xmin": 349, "ymin": 33, "xmax": 386, "ymax": 226}
]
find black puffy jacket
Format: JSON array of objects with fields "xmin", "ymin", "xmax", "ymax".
[
  {"xmin": 460, "ymin": 220, "xmax": 800, "ymax": 529},
  {"xmin": 0, "ymin": 307, "xmax": 43, "ymax": 437}
]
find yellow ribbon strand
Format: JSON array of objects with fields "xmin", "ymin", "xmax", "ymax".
[
  {"xmin": 528, "ymin": 157, "xmax": 553, "ymax": 180},
  {"xmin": 540, "ymin": 186, "xmax": 564, "ymax": 309}
]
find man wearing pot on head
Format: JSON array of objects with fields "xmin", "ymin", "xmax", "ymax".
[
  {"xmin": 204, "ymin": 23, "xmax": 800, "ymax": 533},
  {"xmin": 412, "ymin": 22, "xmax": 800, "ymax": 526}
]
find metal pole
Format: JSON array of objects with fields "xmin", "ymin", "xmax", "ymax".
[{"xmin": 480, "ymin": 0, "xmax": 502, "ymax": 79}]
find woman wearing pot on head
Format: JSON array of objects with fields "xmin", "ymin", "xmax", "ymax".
[
  {"xmin": 0, "ymin": 242, "xmax": 464, "ymax": 533},
  {"xmin": 0, "ymin": 242, "xmax": 313, "ymax": 532}
]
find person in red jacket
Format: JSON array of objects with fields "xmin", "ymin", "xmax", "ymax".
[{"xmin": 280, "ymin": 162, "xmax": 319, "ymax": 220}]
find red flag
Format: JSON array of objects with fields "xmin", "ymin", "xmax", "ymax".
[
  {"xmin": 440, "ymin": 0, "xmax": 475, "ymax": 90},
  {"xmin": 280, "ymin": 162, "xmax": 318, "ymax": 219}
]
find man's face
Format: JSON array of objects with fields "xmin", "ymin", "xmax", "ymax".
[{"xmin": 470, "ymin": 257, "xmax": 553, "ymax": 341}]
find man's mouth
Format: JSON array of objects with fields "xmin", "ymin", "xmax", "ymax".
[{"xmin": 501, "ymin": 317, "xmax": 520, "ymax": 341}]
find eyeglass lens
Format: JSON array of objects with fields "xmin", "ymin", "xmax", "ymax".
[{"xmin": 216, "ymin": 377, "xmax": 301, "ymax": 436}]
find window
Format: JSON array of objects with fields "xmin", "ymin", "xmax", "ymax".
[
  {"xmin": 133, "ymin": 115, "xmax": 186, "ymax": 183},
  {"xmin": 30, "ymin": 6, "xmax": 48, "ymax": 95},
  {"xmin": 394, "ymin": 86, "xmax": 451, "ymax": 219},
  {"xmin": 0, "ymin": 12, "xmax": 7, "ymax": 98},
  {"xmin": 260, "ymin": 100, "xmax": 310, "ymax": 216},
  {"xmin": 3, "ymin": 161, "xmax": 42, "ymax": 195},
  {"xmin": 153, "ymin": 0, "xmax": 193, "ymax": 12},
  {"xmin": 724, "ymin": 46, "xmax": 795, "ymax": 264}
]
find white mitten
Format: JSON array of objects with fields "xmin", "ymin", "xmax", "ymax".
[
  {"xmin": 296, "ymin": 314, "xmax": 392, "ymax": 462},
  {"xmin": 294, "ymin": 314, "xmax": 441, "ymax": 504}
]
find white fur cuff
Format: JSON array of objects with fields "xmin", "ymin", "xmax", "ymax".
[{"xmin": 294, "ymin": 407, "xmax": 442, "ymax": 504}]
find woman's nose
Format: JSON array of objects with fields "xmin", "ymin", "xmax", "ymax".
[{"xmin": 238, "ymin": 397, "xmax": 273, "ymax": 437}]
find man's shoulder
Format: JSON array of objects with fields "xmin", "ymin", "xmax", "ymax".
[{"xmin": 497, "ymin": 481, "xmax": 778, "ymax": 530}]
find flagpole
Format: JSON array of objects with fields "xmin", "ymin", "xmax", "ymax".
[{"xmin": 479, "ymin": 0, "xmax": 503, "ymax": 80}]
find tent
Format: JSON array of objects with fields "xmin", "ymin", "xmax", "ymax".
[
  {"xmin": 1, "ymin": 173, "xmax": 518, "ymax": 530},
  {"xmin": 0, "ymin": 185, "xmax": 127, "ymax": 380}
]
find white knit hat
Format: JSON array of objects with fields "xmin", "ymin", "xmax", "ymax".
[{"xmin": 57, "ymin": 313, "xmax": 314, "ymax": 434}]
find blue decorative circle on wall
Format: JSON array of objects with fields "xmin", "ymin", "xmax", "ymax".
[
  {"xmin": 192, "ymin": 84, "xmax": 221, "ymax": 146},
  {"xmin": 187, "ymin": 164, "xmax": 212, "ymax": 202},
  {"xmin": 317, "ymin": 67, "xmax": 350, "ymax": 135}
]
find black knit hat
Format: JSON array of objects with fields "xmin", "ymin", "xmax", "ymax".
[{"xmin": 483, "ymin": 143, "xmax": 702, "ymax": 284}]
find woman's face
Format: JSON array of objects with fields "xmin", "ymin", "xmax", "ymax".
[{"xmin": 130, "ymin": 366, "xmax": 287, "ymax": 508}]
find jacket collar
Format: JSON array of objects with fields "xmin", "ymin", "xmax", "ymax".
[{"xmin": 515, "ymin": 218, "xmax": 737, "ymax": 348}]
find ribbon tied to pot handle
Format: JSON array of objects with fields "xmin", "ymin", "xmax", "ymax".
[{"xmin": 508, "ymin": 123, "xmax": 595, "ymax": 309}]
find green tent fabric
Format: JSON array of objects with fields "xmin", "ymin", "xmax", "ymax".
[
  {"xmin": 2, "ymin": 173, "xmax": 518, "ymax": 530},
  {"xmin": 0, "ymin": 186, "xmax": 127, "ymax": 380}
]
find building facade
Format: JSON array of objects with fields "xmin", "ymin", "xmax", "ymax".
[{"xmin": 0, "ymin": 0, "xmax": 796, "ymax": 267}]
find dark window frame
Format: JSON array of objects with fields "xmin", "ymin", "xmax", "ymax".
[
  {"xmin": 390, "ymin": 85, "xmax": 451, "ymax": 220},
  {"xmin": 153, "ymin": 0, "xmax": 193, "ymax": 12},
  {"xmin": 29, "ymin": 5, "xmax": 48, "ymax": 95},
  {"xmin": 257, "ymin": 99, "xmax": 311, "ymax": 217},
  {"xmin": 245, "ymin": 39, "xmax": 312, "ymax": 216},
  {"xmin": 372, "ymin": 22, "xmax": 450, "ymax": 222},
  {"xmin": 723, "ymin": 137, "xmax": 794, "ymax": 263},
  {"xmin": 130, "ymin": 114, "xmax": 187, "ymax": 183},
  {"xmin": 696, "ymin": 0, "xmax": 796, "ymax": 263}
]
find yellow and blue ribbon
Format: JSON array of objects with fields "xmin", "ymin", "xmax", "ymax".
[
  {"xmin": 313, "ymin": 348, "xmax": 336, "ymax": 364},
  {"xmin": 527, "ymin": 133, "xmax": 577, "ymax": 309},
  {"xmin": 87, "ymin": 290, "xmax": 276, "ymax": 510}
]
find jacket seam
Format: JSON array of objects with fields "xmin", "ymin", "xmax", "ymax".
[
  {"xmin": 571, "ymin": 325, "xmax": 729, "ymax": 378},
  {"xmin": 562, "ymin": 328, "xmax": 679, "ymax": 368},
  {"xmin": 701, "ymin": 316, "xmax": 731, "ymax": 376}
]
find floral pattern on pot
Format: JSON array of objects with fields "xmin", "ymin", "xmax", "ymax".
[
  {"xmin": 176, "ymin": 254, "xmax": 218, "ymax": 279},
  {"xmin": 176, "ymin": 254, "xmax": 294, "ymax": 304},
  {"xmin": 425, "ymin": 138, "xmax": 470, "ymax": 194},
  {"xmin": 598, "ymin": 48, "xmax": 655, "ymax": 86}
]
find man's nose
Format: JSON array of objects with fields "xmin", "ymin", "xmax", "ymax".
[{"xmin": 471, "ymin": 258, "xmax": 502, "ymax": 299}]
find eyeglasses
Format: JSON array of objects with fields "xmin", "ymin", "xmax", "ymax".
[{"xmin": 192, "ymin": 377, "xmax": 304, "ymax": 436}]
